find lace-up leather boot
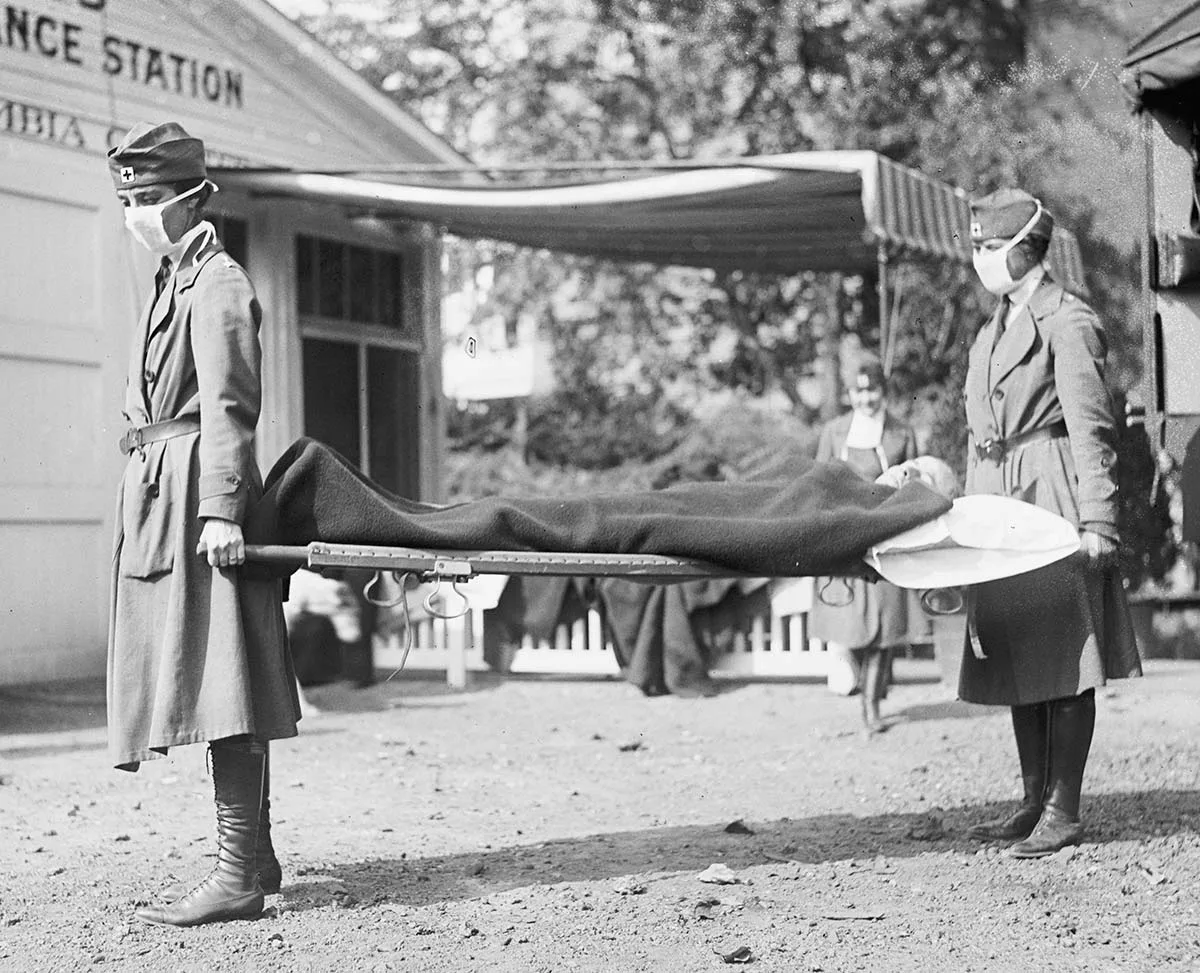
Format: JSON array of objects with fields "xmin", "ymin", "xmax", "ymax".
[{"xmin": 137, "ymin": 740, "xmax": 266, "ymax": 926}]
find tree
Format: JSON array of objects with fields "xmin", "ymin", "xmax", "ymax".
[{"xmin": 299, "ymin": 0, "xmax": 1141, "ymax": 474}]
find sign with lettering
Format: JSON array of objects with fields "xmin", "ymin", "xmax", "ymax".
[
  {"xmin": 0, "ymin": 94, "xmax": 259, "ymax": 164},
  {"xmin": 2, "ymin": 2, "xmax": 245, "ymax": 108}
]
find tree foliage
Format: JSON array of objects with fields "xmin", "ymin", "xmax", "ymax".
[{"xmin": 301, "ymin": 2, "xmax": 1149, "ymax": 520}]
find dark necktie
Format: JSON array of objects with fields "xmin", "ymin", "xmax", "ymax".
[
  {"xmin": 154, "ymin": 257, "xmax": 172, "ymax": 300},
  {"xmin": 988, "ymin": 298, "xmax": 1010, "ymax": 386},
  {"xmin": 993, "ymin": 297, "xmax": 1010, "ymax": 346}
]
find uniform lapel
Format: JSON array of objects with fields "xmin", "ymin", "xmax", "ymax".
[
  {"xmin": 970, "ymin": 302, "xmax": 1004, "ymax": 391},
  {"xmin": 144, "ymin": 225, "xmax": 222, "ymax": 346},
  {"xmin": 1023, "ymin": 277, "xmax": 1067, "ymax": 341},
  {"xmin": 987, "ymin": 279, "xmax": 1055, "ymax": 390},
  {"xmin": 128, "ymin": 288, "xmax": 157, "ymax": 420},
  {"xmin": 144, "ymin": 263, "xmax": 177, "ymax": 347},
  {"xmin": 139, "ymin": 226, "xmax": 224, "ymax": 415}
]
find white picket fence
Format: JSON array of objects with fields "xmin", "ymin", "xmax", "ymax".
[{"xmin": 374, "ymin": 576, "xmax": 832, "ymax": 689}]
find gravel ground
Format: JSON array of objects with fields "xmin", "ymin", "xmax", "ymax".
[{"xmin": 1, "ymin": 659, "xmax": 1198, "ymax": 973}]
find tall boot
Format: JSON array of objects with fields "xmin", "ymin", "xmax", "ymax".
[
  {"xmin": 159, "ymin": 743, "xmax": 281, "ymax": 902},
  {"xmin": 137, "ymin": 740, "xmax": 266, "ymax": 927},
  {"xmin": 967, "ymin": 702, "xmax": 1047, "ymax": 841},
  {"xmin": 257, "ymin": 744, "xmax": 282, "ymax": 895},
  {"xmin": 1010, "ymin": 690, "xmax": 1094, "ymax": 858}
]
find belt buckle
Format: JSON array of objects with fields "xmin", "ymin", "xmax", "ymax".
[{"xmin": 978, "ymin": 438, "xmax": 1005, "ymax": 463}]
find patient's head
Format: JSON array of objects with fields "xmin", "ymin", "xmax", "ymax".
[{"xmin": 877, "ymin": 455, "xmax": 961, "ymax": 499}]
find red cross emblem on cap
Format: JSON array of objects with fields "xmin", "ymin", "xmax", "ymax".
[
  {"xmin": 969, "ymin": 220, "xmax": 982, "ymax": 237},
  {"xmin": 120, "ymin": 166, "xmax": 135, "ymax": 184}
]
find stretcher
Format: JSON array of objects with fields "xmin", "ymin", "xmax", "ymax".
[{"xmin": 244, "ymin": 492, "xmax": 1083, "ymax": 682}]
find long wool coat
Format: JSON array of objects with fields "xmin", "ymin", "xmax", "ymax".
[
  {"xmin": 107, "ymin": 225, "xmax": 300, "ymax": 770},
  {"xmin": 807, "ymin": 410, "xmax": 918, "ymax": 650},
  {"xmin": 959, "ymin": 275, "xmax": 1141, "ymax": 705}
]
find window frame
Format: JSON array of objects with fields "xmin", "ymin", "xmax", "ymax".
[{"xmin": 293, "ymin": 227, "xmax": 425, "ymax": 485}]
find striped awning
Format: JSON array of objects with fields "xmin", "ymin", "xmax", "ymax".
[{"xmin": 216, "ymin": 150, "xmax": 1087, "ymax": 293}]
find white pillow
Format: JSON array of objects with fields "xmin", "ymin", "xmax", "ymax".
[{"xmin": 865, "ymin": 495, "xmax": 1080, "ymax": 588}]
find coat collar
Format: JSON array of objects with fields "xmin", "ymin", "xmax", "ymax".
[
  {"xmin": 982, "ymin": 276, "xmax": 1066, "ymax": 388},
  {"xmin": 171, "ymin": 223, "xmax": 224, "ymax": 294},
  {"xmin": 829, "ymin": 409, "xmax": 908, "ymax": 457},
  {"xmin": 144, "ymin": 226, "xmax": 225, "ymax": 343}
]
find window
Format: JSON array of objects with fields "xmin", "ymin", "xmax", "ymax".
[
  {"xmin": 211, "ymin": 215, "xmax": 249, "ymax": 269},
  {"xmin": 296, "ymin": 235, "xmax": 405, "ymax": 329},
  {"xmin": 297, "ymin": 233, "xmax": 420, "ymax": 498}
]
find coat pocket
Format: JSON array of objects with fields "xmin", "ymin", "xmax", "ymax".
[{"xmin": 120, "ymin": 462, "xmax": 178, "ymax": 578}]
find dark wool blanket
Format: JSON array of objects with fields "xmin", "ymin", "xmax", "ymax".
[{"xmin": 245, "ymin": 438, "xmax": 951, "ymax": 577}]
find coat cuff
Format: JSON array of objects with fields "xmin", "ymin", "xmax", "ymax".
[{"xmin": 198, "ymin": 471, "xmax": 248, "ymax": 523}]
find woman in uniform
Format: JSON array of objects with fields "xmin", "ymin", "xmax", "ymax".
[
  {"xmin": 960, "ymin": 188, "xmax": 1141, "ymax": 858},
  {"xmin": 808, "ymin": 358, "xmax": 919, "ymax": 734},
  {"xmin": 106, "ymin": 122, "xmax": 300, "ymax": 924}
]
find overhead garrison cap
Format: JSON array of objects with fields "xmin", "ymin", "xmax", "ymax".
[
  {"xmin": 107, "ymin": 122, "xmax": 206, "ymax": 189},
  {"xmin": 969, "ymin": 187, "xmax": 1055, "ymax": 243},
  {"xmin": 854, "ymin": 358, "xmax": 886, "ymax": 391}
]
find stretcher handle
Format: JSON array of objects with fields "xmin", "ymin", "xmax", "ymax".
[{"xmin": 244, "ymin": 545, "xmax": 310, "ymax": 567}]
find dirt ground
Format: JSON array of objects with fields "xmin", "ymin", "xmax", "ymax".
[{"xmin": 1, "ymin": 659, "xmax": 1198, "ymax": 973}]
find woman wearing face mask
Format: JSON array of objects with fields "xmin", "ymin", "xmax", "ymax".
[
  {"xmin": 106, "ymin": 122, "xmax": 300, "ymax": 925},
  {"xmin": 808, "ymin": 358, "xmax": 919, "ymax": 734},
  {"xmin": 960, "ymin": 188, "xmax": 1140, "ymax": 858}
]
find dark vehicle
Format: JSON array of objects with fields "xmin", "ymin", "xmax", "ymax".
[{"xmin": 1124, "ymin": 4, "xmax": 1200, "ymax": 539}]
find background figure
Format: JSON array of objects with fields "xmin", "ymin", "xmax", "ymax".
[
  {"xmin": 960, "ymin": 188, "xmax": 1141, "ymax": 858},
  {"xmin": 283, "ymin": 568, "xmax": 365, "ymax": 716},
  {"xmin": 808, "ymin": 359, "xmax": 919, "ymax": 734}
]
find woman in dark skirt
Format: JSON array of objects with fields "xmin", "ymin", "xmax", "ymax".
[
  {"xmin": 808, "ymin": 358, "xmax": 919, "ymax": 734},
  {"xmin": 960, "ymin": 188, "xmax": 1141, "ymax": 858}
]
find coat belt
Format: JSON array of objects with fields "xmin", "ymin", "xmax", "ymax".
[
  {"xmin": 119, "ymin": 416, "xmax": 201, "ymax": 455},
  {"xmin": 974, "ymin": 421, "xmax": 1067, "ymax": 464}
]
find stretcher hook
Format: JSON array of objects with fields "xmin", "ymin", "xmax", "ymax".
[
  {"xmin": 817, "ymin": 577, "xmax": 855, "ymax": 608},
  {"xmin": 919, "ymin": 586, "xmax": 965, "ymax": 616},
  {"xmin": 421, "ymin": 577, "xmax": 471, "ymax": 620},
  {"xmin": 364, "ymin": 569, "xmax": 409, "ymax": 608}
]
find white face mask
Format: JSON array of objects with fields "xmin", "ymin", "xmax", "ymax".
[
  {"xmin": 971, "ymin": 203, "xmax": 1044, "ymax": 296},
  {"xmin": 122, "ymin": 181, "xmax": 208, "ymax": 256}
]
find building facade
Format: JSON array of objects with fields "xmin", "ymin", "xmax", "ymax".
[{"xmin": 0, "ymin": 0, "xmax": 463, "ymax": 682}]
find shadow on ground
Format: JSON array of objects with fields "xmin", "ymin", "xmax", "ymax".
[{"xmin": 282, "ymin": 788, "xmax": 1200, "ymax": 912}]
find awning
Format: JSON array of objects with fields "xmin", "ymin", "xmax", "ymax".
[
  {"xmin": 215, "ymin": 150, "xmax": 1087, "ymax": 293},
  {"xmin": 1122, "ymin": 1, "xmax": 1200, "ymax": 121}
]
